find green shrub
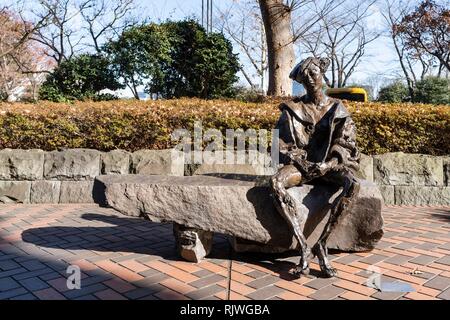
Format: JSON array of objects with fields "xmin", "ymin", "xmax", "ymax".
[
  {"xmin": 378, "ymin": 81, "xmax": 410, "ymax": 103},
  {"xmin": 413, "ymin": 77, "xmax": 450, "ymax": 105},
  {"xmin": 0, "ymin": 98, "xmax": 448, "ymax": 155},
  {"xmin": 39, "ymin": 54, "xmax": 123, "ymax": 102}
]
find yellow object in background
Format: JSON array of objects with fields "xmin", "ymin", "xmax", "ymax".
[{"xmin": 326, "ymin": 87, "xmax": 368, "ymax": 102}]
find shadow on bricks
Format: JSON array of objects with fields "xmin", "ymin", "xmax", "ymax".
[{"xmin": 21, "ymin": 212, "xmax": 232, "ymax": 262}]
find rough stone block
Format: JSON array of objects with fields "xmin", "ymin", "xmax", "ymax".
[
  {"xmin": 101, "ymin": 150, "xmax": 131, "ymax": 175},
  {"xmin": 30, "ymin": 180, "xmax": 61, "ymax": 204},
  {"xmin": 373, "ymin": 152, "xmax": 443, "ymax": 186},
  {"xmin": 173, "ymin": 223, "xmax": 213, "ymax": 262},
  {"xmin": 131, "ymin": 149, "xmax": 184, "ymax": 176},
  {"xmin": 0, "ymin": 181, "xmax": 31, "ymax": 203},
  {"xmin": 191, "ymin": 151, "xmax": 276, "ymax": 176},
  {"xmin": 443, "ymin": 157, "xmax": 450, "ymax": 186},
  {"xmin": 395, "ymin": 186, "xmax": 450, "ymax": 206},
  {"xmin": 356, "ymin": 154, "xmax": 373, "ymax": 182},
  {"xmin": 96, "ymin": 174, "xmax": 384, "ymax": 253},
  {"xmin": 59, "ymin": 181, "xmax": 94, "ymax": 203},
  {"xmin": 44, "ymin": 149, "xmax": 101, "ymax": 180},
  {"xmin": 378, "ymin": 185, "xmax": 395, "ymax": 205},
  {"xmin": 0, "ymin": 149, "xmax": 44, "ymax": 180}
]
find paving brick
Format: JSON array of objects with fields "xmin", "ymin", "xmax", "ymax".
[
  {"xmin": 19, "ymin": 277, "xmax": 49, "ymax": 291},
  {"xmin": 160, "ymin": 278, "xmax": 196, "ymax": 295},
  {"xmin": 189, "ymin": 274, "xmax": 226, "ymax": 288},
  {"xmin": 192, "ymin": 269, "xmax": 213, "ymax": 278},
  {"xmin": 404, "ymin": 291, "xmax": 439, "ymax": 300},
  {"xmin": 385, "ymin": 255, "xmax": 412, "ymax": 266},
  {"xmin": 437, "ymin": 287, "xmax": 450, "ymax": 300},
  {"xmin": 274, "ymin": 279, "xmax": 315, "ymax": 296},
  {"xmin": 155, "ymin": 288, "xmax": 190, "ymax": 300},
  {"xmin": 333, "ymin": 279, "xmax": 377, "ymax": 296},
  {"xmin": 308, "ymin": 285, "xmax": 346, "ymax": 300},
  {"xmin": 304, "ymin": 277, "xmax": 338, "ymax": 290},
  {"xmin": 247, "ymin": 275, "xmax": 280, "ymax": 289},
  {"xmin": 246, "ymin": 270, "xmax": 267, "ymax": 279},
  {"xmin": 340, "ymin": 291, "xmax": 376, "ymax": 300},
  {"xmin": 9, "ymin": 293, "xmax": 38, "ymax": 300},
  {"xmin": 0, "ymin": 277, "xmax": 20, "ymax": 291},
  {"xmin": 64, "ymin": 283, "xmax": 108, "ymax": 299},
  {"xmin": 13, "ymin": 268, "xmax": 58, "ymax": 281},
  {"xmin": 103, "ymin": 278, "xmax": 136, "ymax": 293},
  {"xmin": 409, "ymin": 255, "xmax": 437, "ymax": 266},
  {"xmin": 125, "ymin": 285, "xmax": 164, "ymax": 299},
  {"xmin": 423, "ymin": 275, "xmax": 450, "ymax": 291},
  {"xmin": 132, "ymin": 273, "xmax": 169, "ymax": 288},
  {"xmin": 185, "ymin": 285, "xmax": 225, "ymax": 300},
  {"xmin": 94, "ymin": 289, "xmax": 127, "ymax": 300},
  {"xmin": 0, "ymin": 287, "xmax": 29, "ymax": 299},
  {"xmin": 371, "ymin": 291, "xmax": 405, "ymax": 300},
  {"xmin": 0, "ymin": 260, "xmax": 20, "ymax": 271},
  {"xmin": 144, "ymin": 260, "xmax": 199, "ymax": 283},
  {"xmin": 34, "ymin": 288, "xmax": 66, "ymax": 300},
  {"xmin": 435, "ymin": 255, "xmax": 450, "ymax": 266},
  {"xmin": 246, "ymin": 285, "xmax": 285, "ymax": 300}
]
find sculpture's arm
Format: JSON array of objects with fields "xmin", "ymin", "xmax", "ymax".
[{"xmin": 327, "ymin": 117, "xmax": 360, "ymax": 172}]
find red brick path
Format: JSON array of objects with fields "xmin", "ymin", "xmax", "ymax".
[{"xmin": 0, "ymin": 204, "xmax": 449, "ymax": 300}]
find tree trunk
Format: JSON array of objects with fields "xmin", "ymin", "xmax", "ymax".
[{"xmin": 259, "ymin": 0, "xmax": 295, "ymax": 96}]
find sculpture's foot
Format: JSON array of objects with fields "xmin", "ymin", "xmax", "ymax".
[
  {"xmin": 311, "ymin": 243, "xmax": 338, "ymax": 278},
  {"xmin": 293, "ymin": 264, "xmax": 310, "ymax": 276},
  {"xmin": 321, "ymin": 266, "xmax": 338, "ymax": 278}
]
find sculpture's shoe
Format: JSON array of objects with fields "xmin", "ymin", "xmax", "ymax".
[
  {"xmin": 321, "ymin": 266, "xmax": 338, "ymax": 278},
  {"xmin": 292, "ymin": 264, "xmax": 310, "ymax": 277}
]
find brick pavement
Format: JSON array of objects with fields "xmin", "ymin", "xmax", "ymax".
[{"xmin": 0, "ymin": 204, "xmax": 449, "ymax": 300}]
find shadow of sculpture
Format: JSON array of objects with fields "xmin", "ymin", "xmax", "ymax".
[{"xmin": 21, "ymin": 212, "xmax": 231, "ymax": 262}]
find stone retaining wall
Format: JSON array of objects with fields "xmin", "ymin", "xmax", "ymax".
[{"xmin": 0, "ymin": 148, "xmax": 448, "ymax": 205}]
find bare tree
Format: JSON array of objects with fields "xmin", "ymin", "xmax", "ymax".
[
  {"xmin": 29, "ymin": 0, "xmax": 86, "ymax": 66},
  {"xmin": 299, "ymin": 0, "xmax": 381, "ymax": 88},
  {"xmin": 257, "ymin": 0, "xmax": 347, "ymax": 96},
  {"xmin": 79, "ymin": 0, "xmax": 137, "ymax": 53},
  {"xmin": 218, "ymin": 0, "xmax": 268, "ymax": 91},
  {"xmin": 29, "ymin": 0, "xmax": 137, "ymax": 66},
  {"xmin": 382, "ymin": 0, "xmax": 423, "ymax": 99}
]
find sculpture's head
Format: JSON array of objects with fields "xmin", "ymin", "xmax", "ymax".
[{"xmin": 289, "ymin": 57, "xmax": 330, "ymax": 93}]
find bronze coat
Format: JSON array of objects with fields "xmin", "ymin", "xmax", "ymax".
[{"xmin": 275, "ymin": 97, "xmax": 360, "ymax": 173}]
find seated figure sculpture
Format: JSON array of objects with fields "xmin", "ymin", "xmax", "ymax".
[{"xmin": 270, "ymin": 57, "xmax": 361, "ymax": 278}]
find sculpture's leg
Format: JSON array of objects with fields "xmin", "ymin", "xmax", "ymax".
[
  {"xmin": 312, "ymin": 170, "xmax": 360, "ymax": 277},
  {"xmin": 270, "ymin": 165, "xmax": 310, "ymax": 276},
  {"xmin": 173, "ymin": 223, "xmax": 213, "ymax": 263}
]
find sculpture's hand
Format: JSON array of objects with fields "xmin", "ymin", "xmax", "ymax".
[
  {"xmin": 287, "ymin": 148, "xmax": 307, "ymax": 163},
  {"xmin": 309, "ymin": 158, "xmax": 339, "ymax": 178}
]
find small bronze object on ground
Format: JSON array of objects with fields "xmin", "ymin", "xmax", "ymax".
[{"xmin": 270, "ymin": 57, "xmax": 361, "ymax": 278}]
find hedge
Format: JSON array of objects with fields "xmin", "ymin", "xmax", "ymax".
[{"xmin": 0, "ymin": 98, "xmax": 449, "ymax": 155}]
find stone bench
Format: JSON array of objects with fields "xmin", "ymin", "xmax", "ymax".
[{"xmin": 95, "ymin": 174, "xmax": 384, "ymax": 262}]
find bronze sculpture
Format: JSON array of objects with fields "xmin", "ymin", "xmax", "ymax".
[{"xmin": 270, "ymin": 57, "xmax": 361, "ymax": 278}]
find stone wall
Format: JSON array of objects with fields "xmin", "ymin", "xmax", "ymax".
[
  {"xmin": 0, "ymin": 148, "xmax": 183, "ymax": 204},
  {"xmin": 0, "ymin": 149, "xmax": 448, "ymax": 205}
]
